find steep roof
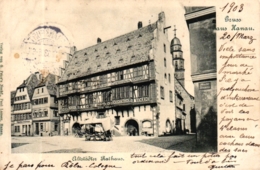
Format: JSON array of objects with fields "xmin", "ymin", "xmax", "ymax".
[
  {"xmin": 17, "ymin": 74, "xmax": 39, "ymax": 100},
  {"xmin": 174, "ymin": 77, "xmax": 194, "ymax": 100},
  {"xmin": 37, "ymin": 73, "xmax": 58, "ymax": 96},
  {"xmin": 59, "ymin": 22, "xmax": 157, "ymax": 83}
]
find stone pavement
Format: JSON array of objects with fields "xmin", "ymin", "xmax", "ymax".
[{"xmin": 11, "ymin": 134, "xmax": 196, "ymax": 153}]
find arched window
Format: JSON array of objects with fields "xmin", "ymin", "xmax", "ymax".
[{"xmin": 142, "ymin": 120, "xmax": 152, "ymax": 128}]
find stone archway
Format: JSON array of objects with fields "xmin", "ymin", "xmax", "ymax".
[
  {"xmin": 72, "ymin": 122, "xmax": 81, "ymax": 134},
  {"xmin": 166, "ymin": 119, "xmax": 172, "ymax": 133},
  {"xmin": 125, "ymin": 119, "xmax": 139, "ymax": 136}
]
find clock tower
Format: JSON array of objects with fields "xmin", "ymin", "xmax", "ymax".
[{"xmin": 170, "ymin": 26, "xmax": 185, "ymax": 87}]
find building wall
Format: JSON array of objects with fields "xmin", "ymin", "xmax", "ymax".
[
  {"xmin": 12, "ymin": 87, "xmax": 32, "ymax": 136},
  {"xmin": 185, "ymin": 7, "xmax": 217, "ymax": 151},
  {"xmin": 32, "ymin": 86, "xmax": 59, "ymax": 136},
  {"xmin": 61, "ymin": 105, "xmax": 155, "ymax": 136},
  {"xmin": 175, "ymin": 79, "xmax": 195, "ymax": 133},
  {"xmin": 152, "ymin": 13, "xmax": 176, "ymax": 136}
]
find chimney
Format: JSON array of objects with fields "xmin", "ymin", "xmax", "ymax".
[
  {"xmin": 35, "ymin": 72, "xmax": 40, "ymax": 80},
  {"xmin": 97, "ymin": 38, "xmax": 102, "ymax": 44},
  {"xmin": 138, "ymin": 21, "xmax": 142, "ymax": 29}
]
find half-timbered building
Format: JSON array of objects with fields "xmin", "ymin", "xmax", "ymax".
[{"xmin": 57, "ymin": 12, "xmax": 193, "ymax": 137}]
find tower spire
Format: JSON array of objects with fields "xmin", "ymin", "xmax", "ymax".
[{"xmin": 174, "ymin": 25, "xmax": 176, "ymax": 37}]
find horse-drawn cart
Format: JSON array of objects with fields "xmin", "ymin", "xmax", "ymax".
[{"xmin": 83, "ymin": 117, "xmax": 113, "ymax": 141}]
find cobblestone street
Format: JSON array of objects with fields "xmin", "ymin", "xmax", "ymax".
[{"xmin": 12, "ymin": 134, "xmax": 196, "ymax": 153}]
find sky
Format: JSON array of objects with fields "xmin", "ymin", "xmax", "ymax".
[{"xmin": 2, "ymin": 0, "xmax": 194, "ymax": 96}]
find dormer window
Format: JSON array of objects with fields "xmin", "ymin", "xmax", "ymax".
[
  {"xmin": 118, "ymin": 58, "xmax": 123, "ymax": 64},
  {"xmin": 116, "ymin": 49, "xmax": 120, "ymax": 53},
  {"xmin": 84, "ymin": 52, "xmax": 87, "ymax": 56},
  {"xmin": 104, "ymin": 46, "xmax": 107, "ymax": 49},
  {"xmin": 127, "ymin": 45, "xmax": 132, "ymax": 50},
  {"xmin": 87, "ymin": 67, "xmax": 91, "ymax": 73},
  {"xmin": 107, "ymin": 61, "xmax": 111, "ymax": 67},
  {"xmin": 138, "ymin": 34, "xmax": 142, "ymax": 38},
  {"xmin": 130, "ymin": 55, "xmax": 136, "ymax": 62},
  {"xmin": 113, "ymin": 42, "xmax": 117, "ymax": 46},
  {"xmin": 97, "ymin": 64, "xmax": 101, "ymax": 69},
  {"xmin": 126, "ymin": 38, "xmax": 130, "ymax": 42},
  {"xmin": 96, "ymin": 55, "xmax": 100, "ymax": 59},
  {"xmin": 85, "ymin": 58, "xmax": 88, "ymax": 62},
  {"xmin": 94, "ymin": 49, "xmax": 98, "ymax": 52}
]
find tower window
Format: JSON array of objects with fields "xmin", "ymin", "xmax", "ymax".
[
  {"xmin": 164, "ymin": 58, "xmax": 166, "ymax": 67},
  {"xmin": 163, "ymin": 44, "xmax": 166, "ymax": 53},
  {"xmin": 175, "ymin": 61, "xmax": 178, "ymax": 70},
  {"xmin": 168, "ymin": 74, "xmax": 171, "ymax": 83}
]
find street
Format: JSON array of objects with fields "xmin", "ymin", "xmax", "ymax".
[{"xmin": 12, "ymin": 134, "xmax": 196, "ymax": 153}]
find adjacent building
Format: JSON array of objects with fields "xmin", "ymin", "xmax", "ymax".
[
  {"xmin": 57, "ymin": 12, "xmax": 194, "ymax": 137},
  {"xmin": 11, "ymin": 73, "xmax": 40, "ymax": 136},
  {"xmin": 185, "ymin": 7, "xmax": 217, "ymax": 150},
  {"xmin": 31, "ymin": 73, "xmax": 60, "ymax": 136},
  {"xmin": 11, "ymin": 72, "xmax": 60, "ymax": 136}
]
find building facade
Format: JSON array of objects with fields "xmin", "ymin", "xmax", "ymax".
[
  {"xmin": 31, "ymin": 73, "xmax": 60, "ymax": 136},
  {"xmin": 185, "ymin": 7, "xmax": 217, "ymax": 150},
  {"xmin": 11, "ymin": 73, "xmax": 39, "ymax": 136},
  {"xmin": 57, "ymin": 12, "xmax": 181, "ymax": 137}
]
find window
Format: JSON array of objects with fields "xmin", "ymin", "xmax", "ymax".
[
  {"xmin": 116, "ymin": 71, "xmax": 124, "ymax": 80},
  {"xmin": 86, "ymin": 94, "xmax": 93, "ymax": 105},
  {"xmin": 54, "ymin": 123, "xmax": 59, "ymax": 131},
  {"xmin": 44, "ymin": 111, "xmax": 48, "ymax": 117},
  {"xmin": 137, "ymin": 85, "xmax": 149, "ymax": 97},
  {"xmin": 142, "ymin": 120, "xmax": 152, "ymax": 128},
  {"xmin": 54, "ymin": 110, "xmax": 58, "ymax": 117},
  {"xmin": 160, "ymin": 86, "xmax": 164, "ymax": 99},
  {"xmin": 164, "ymin": 58, "xmax": 166, "ymax": 67},
  {"xmin": 114, "ymin": 86, "xmax": 131, "ymax": 100},
  {"xmin": 44, "ymin": 97, "xmax": 48, "ymax": 103},
  {"xmin": 164, "ymin": 44, "xmax": 166, "ymax": 53},
  {"xmin": 37, "ymin": 89, "xmax": 40, "ymax": 94},
  {"xmin": 168, "ymin": 74, "xmax": 171, "ymax": 83},
  {"xmin": 118, "ymin": 58, "xmax": 123, "ymax": 64},
  {"xmin": 40, "ymin": 123, "xmax": 43, "ymax": 131},
  {"xmin": 115, "ymin": 116, "xmax": 120, "ymax": 125},
  {"xmin": 175, "ymin": 61, "xmax": 178, "ymax": 70},
  {"xmin": 42, "ymin": 88, "xmax": 44, "ymax": 93},
  {"xmin": 97, "ymin": 112, "xmax": 105, "ymax": 119},
  {"xmin": 100, "ymin": 74, "xmax": 107, "ymax": 84},
  {"xmin": 164, "ymin": 73, "xmax": 167, "ymax": 79},
  {"xmin": 170, "ymin": 90, "xmax": 173, "ymax": 102},
  {"xmin": 183, "ymin": 104, "xmax": 185, "ymax": 111},
  {"xmin": 39, "ymin": 98, "xmax": 43, "ymax": 104},
  {"xmin": 102, "ymin": 91, "xmax": 111, "ymax": 103},
  {"xmin": 15, "ymin": 126, "xmax": 20, "ymax": 132},
  {"xmin": 133, "ymin": 66, "xmax": 143, "ymax": 77}
]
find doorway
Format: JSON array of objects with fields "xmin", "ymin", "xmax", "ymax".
[{"xmin": 125, "ymin": 119, "xmax": 139, "ymax": 136}]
